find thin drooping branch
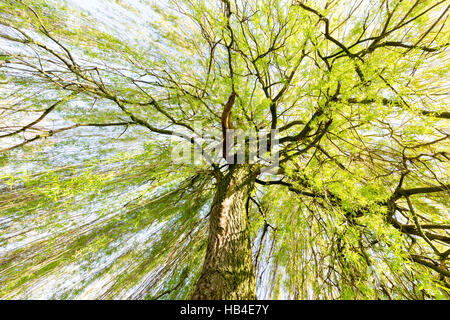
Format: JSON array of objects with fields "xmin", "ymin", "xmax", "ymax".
[
  {"xmin": 0, "ymin": 92, "xmax": 78, "ymax": 139},
  {"xmin": 394, "ymin": 184, "xmax": 450, "ymax": 199},
  {"xmin": 0, "ymin": 122, "xmax": 135, "ymax": 154}
]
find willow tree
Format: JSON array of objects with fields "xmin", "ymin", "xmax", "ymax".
[{"xmin": 0, "ymin": 0, "xmax": 449, "ymax": 300}]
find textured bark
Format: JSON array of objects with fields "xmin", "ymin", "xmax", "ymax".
[{"xmin": 192, "ymin": 164, "xmax": 259, "ymax": 300}]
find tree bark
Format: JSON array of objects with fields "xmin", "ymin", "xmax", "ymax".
[{"xmin": 192, "ymin": 164, "xmax": 259, "ymax": 299}]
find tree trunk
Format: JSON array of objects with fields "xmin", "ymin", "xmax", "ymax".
[{"xmin": 192, "ymin": 164, "xmax": 259, "ymax": 299}]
